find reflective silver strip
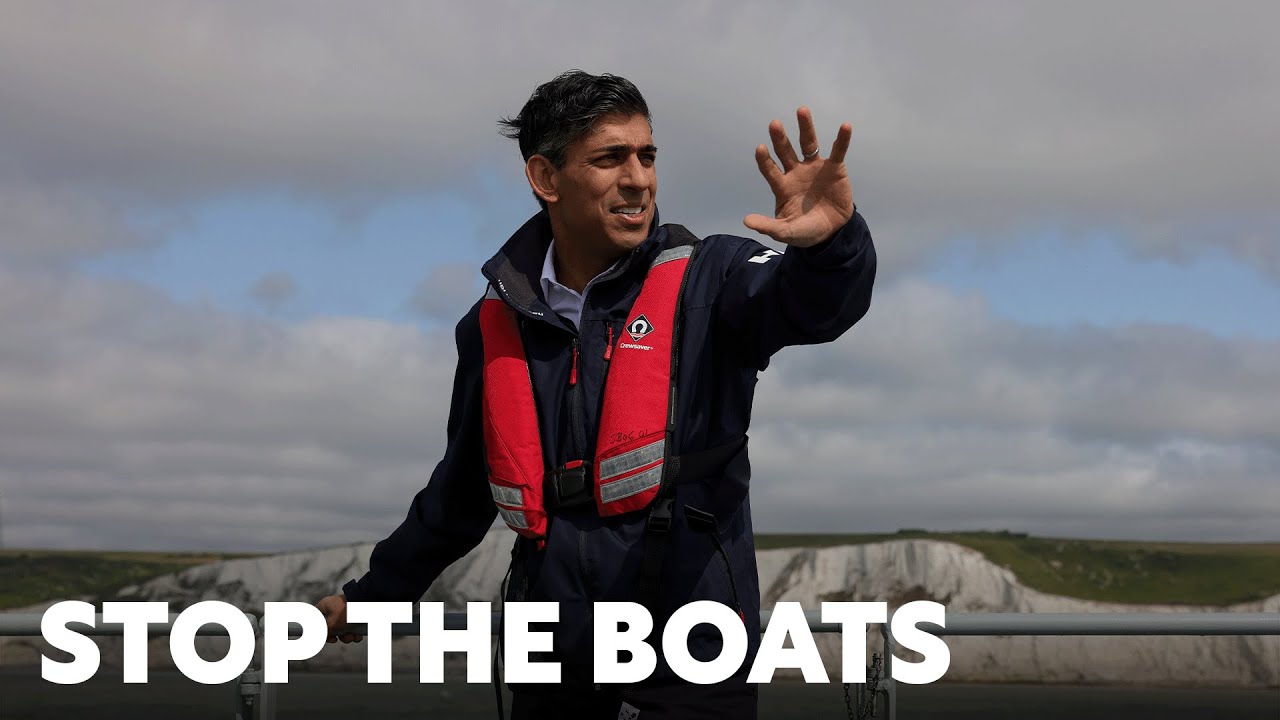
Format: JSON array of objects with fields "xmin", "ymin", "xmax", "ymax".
[
  {"xmin": 599, "ymin": 437, "xmax": 666, "ymax": 480},
  {"xmin": 484, "ymin": 286, "xmax": 500, "ymax": 300},
  {"xmin": 651, "ymin": 244, "xmax": 694, "ymax": 268},
  {"xmin": 489, "ymin": 483, "xmax": 523, "ymax": 507},
  {"xmin": 599, "ymin": 464, "xmax": 664, "ymax": 504},
  {"xmin": 497, "ymin": 506, "xmax": 529, "ymax": 529}
]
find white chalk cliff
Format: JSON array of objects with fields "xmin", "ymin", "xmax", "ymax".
[{"xmin": 5, "ymin": 530, "xmax": 1277, "ymax": 686}]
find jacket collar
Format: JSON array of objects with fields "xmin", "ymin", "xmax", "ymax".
[{"xmin": 481, "ymin": 207, "xmax": 666, "ymax": 326}]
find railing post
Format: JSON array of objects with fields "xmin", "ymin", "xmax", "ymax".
[
  {"xmin": 235, "ymin": 665, "xmax": 261, "ymax": 720},
  {"xmin": 257, "ymin": 612, "xmax": 277, "ymax": 720},
  {"xmin": 233, "ymin": 612, "xmax": 274, "ymax": 720},
  {"xmin": 878, "ymin": 622, "xmax": 897, "ymax": 720}
]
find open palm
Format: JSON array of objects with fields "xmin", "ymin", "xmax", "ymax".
[{"xmin": 743, "ymin": 106, "xmax": 855, "ymax": 248}]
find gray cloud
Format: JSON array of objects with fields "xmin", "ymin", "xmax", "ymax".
[
  {"xmin": 747, "ymin": 282, "xmax": 1280, "ymax": 540},
  {"xmin": 1, "ymin": 2, "xmax": 1277, "ymax": 551},
  {"xmin": 0, "ymin": 266, "xmax": 459, "ymax": 551},
  {"xmin": 748, "ymin": 425, "xmax": 1280, "ymax": 542},
  {"xmin": 409, "ymin": 263, "xmax": 485, "ymax": 324},
  {"xmin": 1, "ymin": 1, "xmax": 1276, "ymax": 273},
  {"xmin": 250, "ymin": 271, "xmax": 297, "ymax": 311},
  {"xmin": 0, "ymin": 181, "xmax": 165, "ymax": 265},
  {"xmin": 1, "ymin": 268, "xmax": 1276, "ymax": 551},
  {"xmin": 763, "ymin": 280, "xmax": 1280, "ymax": 447}
]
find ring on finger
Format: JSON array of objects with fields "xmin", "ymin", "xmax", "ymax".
[{"xmin": 803, "ymin": 148, "xmax": 820, "ymax": 160}]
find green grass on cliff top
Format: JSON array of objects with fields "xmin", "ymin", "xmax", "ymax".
[
  {"xmin": 755, "ymin": 530, "xmax": 1280, "ymax": 606},
  {"xmin": 3, "ymin": 531, "xmax": 1278, "ymax": 609},
  {"xmin": 0, "ymin": 550, "xmax": 258, "ymax": 610}
]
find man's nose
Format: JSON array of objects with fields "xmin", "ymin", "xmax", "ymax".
[{"xmin": 618, "ymin": 155, "xmax": 649, "ymax": 191}]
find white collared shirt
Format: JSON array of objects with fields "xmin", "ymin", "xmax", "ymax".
[{"xmin": 539, "ymin": 239, "xmax": 617, "ymax": 330}]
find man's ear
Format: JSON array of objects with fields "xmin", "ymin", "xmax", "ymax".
[{"xmin": 525, "ymin": 155, "xmax": 559, "ymax": 205}]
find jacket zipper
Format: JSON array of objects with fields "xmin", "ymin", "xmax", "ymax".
[
  {"xmin": 567, "ymin": 336, "xmax": 587, "ymax": 462},
  {"xmin": 570, "ymin": 341, "xmax": 579, "ymax": 386}
]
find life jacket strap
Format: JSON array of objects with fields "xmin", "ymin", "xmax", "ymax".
[{"xmin": 634, "ymin": 436, "xmax": 749, "ymax": 614}]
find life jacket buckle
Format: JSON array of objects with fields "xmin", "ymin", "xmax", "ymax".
[
  {"xmin": 544, "ymin": 460, "xmax": 592, "ymax": 512},
  {"xmin": 646, "ymin": 497, "xmax": 674, "ymax": 534}
]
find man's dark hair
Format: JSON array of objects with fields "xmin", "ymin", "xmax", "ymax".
[{"xmin": 499, "ymin": 70, "xmax": 652, "ymax": 211}]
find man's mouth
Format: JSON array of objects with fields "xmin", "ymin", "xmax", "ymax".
[{"xmin": 611, "ymin": 204, "xmax": 647, "ymax": 227}]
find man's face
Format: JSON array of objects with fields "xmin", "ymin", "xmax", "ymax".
[{"xmin": 548, "ymin": 113, "xmax": 657, "ymax": 254}]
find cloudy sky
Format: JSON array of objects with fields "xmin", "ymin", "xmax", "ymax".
[{"xmin": 2, "ymin": 1, "xmax": 1277, "ymax": 552}]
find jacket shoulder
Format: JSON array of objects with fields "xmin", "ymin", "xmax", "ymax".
[
  {"xmin": 671, "ymin": 230, "xmax": 767, "ymax": 308},
  {"xmin": 691, "ymin": 231, "xmax": 767, "ymax": 277},
  {"xmin": 454, "ymin": 296, "xmax": 485, "ymax": 354}
]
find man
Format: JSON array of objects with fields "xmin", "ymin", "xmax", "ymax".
[{"xmin": 316, "ymin": 70, "xmax": 876, "ymax": 719}]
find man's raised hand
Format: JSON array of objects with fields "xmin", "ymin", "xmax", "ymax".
[{"xmin": 743, "ymin": 106, "xmax": 854, "ymax": 248}]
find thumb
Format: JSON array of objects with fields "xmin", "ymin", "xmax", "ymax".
[{"xmin": 743, "ymin": 213, "xmax": 787, "ymax": 241}]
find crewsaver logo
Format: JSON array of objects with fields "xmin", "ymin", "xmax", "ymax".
[{"xmin": 626, "ymin": 314, "xmax": 654, "ymax": 341}]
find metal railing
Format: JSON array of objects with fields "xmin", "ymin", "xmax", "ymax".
[
  {"xmin": 3, "ymin": 610, "xmax": 1277, "ymax": 720},
  {"xmin": 2, "ymin": 612, "xmax": 268, "ymax": 719}
]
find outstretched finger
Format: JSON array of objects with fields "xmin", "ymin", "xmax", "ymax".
[
  {"xmin": 828, "ymin": 122, "xmax": 853, "ymax": 165},
  {"xmin": 769, "ymin": 120, "xmax": 800, "ymax": 170},
  {"xmin": 754, "ymin": 144, "xmax": 784, "ymax": 191},
  {"xmin": 796, "ymin": 107, "xmax": 820, "ymax": 160}
]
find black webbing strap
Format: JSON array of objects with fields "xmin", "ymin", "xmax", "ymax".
[
  {"xmin": 492, "ymin": 538, "xmax": 519, "ymax": 720},
  {"xmin": 634, "ymin": 497, "xmax": 674, "ymax": 614},
  {"xmin": 633, "ymin": 438, "xmax": 746, "ymax": 613},
  {"xmin": 630, "ymin": 442, "xmax": 746, "ymax": 713}
]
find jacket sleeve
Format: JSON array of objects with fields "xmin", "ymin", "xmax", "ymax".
[
  {"xmin": 342, "ymin": 303, "xmax": 498, "ymax": 602},
  {"xmin": 716, "ymin": 210, "xmax": 877, "ymax": 369}
]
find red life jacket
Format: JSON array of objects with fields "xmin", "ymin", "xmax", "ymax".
[{"xmin": 479, "ymin": 241, "xmax": 697, "ymax": 540}]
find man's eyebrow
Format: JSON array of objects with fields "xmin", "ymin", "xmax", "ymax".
[{"xmin": 591, "ymin": 143, "xmax": 659, "ymax": 155}]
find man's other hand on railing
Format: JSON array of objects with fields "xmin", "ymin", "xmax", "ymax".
[{"xmin": 315, "ymin": 594, "xmax": 363, "ymax": 644}]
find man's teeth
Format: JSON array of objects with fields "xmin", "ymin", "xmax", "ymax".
[{"xmin": 614, "ymin": 207, "xmax": 642, "ymax": 215}]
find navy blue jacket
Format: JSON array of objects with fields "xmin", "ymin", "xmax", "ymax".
[{"xmin": 344, "ymin": 207, "xmax": 876, "ymax": 685}]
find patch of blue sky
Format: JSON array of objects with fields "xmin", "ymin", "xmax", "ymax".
[
  {"xmin": 80, "ymin": 186, "xmax": 535, "ymax": 326},
  {"xmin": 926, "ymin": 232, "xmax": 1280, "ymax": 339}
]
